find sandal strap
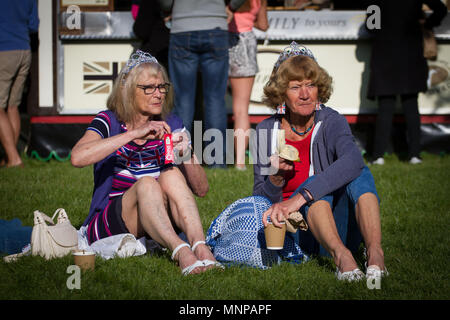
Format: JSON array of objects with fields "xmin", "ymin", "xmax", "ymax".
[
  {"xmin": 171, "ymin": 242, "xmax": 190, "ymax": 260},
  {"xmin": 202, "ymin": 259, "xmax": 225, "ymax": 269},
  {"xmin": 191, "ymin": 240, "xmax": 206, "ymax": 252},
  {"xmin": 182, "ymin": 260, "xmax": 204, "ymax": 276}
]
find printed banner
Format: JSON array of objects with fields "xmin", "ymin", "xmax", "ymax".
[{"xmin": 253, "ymin": 10, "xmax": 369, "ymax": 40}]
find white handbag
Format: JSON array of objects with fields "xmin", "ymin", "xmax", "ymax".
[{"xmin": 31, "ymin": 208, "xmax": 78, "ymax": 260}]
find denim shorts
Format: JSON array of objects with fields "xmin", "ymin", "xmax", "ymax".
[{"xmin": 291, "ymin": 166, "xmax": 379, "ymax": 255}]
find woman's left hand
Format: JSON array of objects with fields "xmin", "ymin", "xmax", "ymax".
[
  {"xmin": 172, "ymin": 130, "xmax": 191, "ymax": 158},
  {"xmin": 133, "ymin": 120, "xmax": 171, "ymax": 141},
  {"xmin": 262, "ymin": 194, "xmax": 305, "ymax": 228}
]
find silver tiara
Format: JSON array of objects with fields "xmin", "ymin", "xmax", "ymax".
[
  {"xmin": 122, "ymin": 50, "xmax": 159, "ymax": 75},
  {"xmin": 273, "ymin": 42, "xmax": 316, "ymax": 71}
]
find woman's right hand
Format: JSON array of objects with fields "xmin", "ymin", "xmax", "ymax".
[
  {"xmin": 268, "ymin": 155, "xmax": 294, "ymax": 186},
  {"xmin": 132, "ymin": 120, "xmax": 171, "ymax": 141},
  {"xmin": 262, "ymin": 193, "xmax": 305, "ymax": 228},
  {"xmin": 71, "ymin": 120, "xmax": 170, "ymax": 168}
]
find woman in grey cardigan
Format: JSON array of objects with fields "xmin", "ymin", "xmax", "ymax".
[{"xmin": 251, "ymin": 42, "xmax": 387, "ymax": 281}]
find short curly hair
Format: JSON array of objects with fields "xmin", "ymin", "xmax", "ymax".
[{"xmin": 263, "ymin": 55, "xmax": 333, "ymax": 109}]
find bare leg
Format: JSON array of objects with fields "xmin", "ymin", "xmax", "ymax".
[
  {"xmin": 121, "ymin": 175, "xmax": 204, "ymax": 274},
  {"xmin": 355, "ymin": 192, "xmax": 385, "ymax": 269},
  {"xmin": 0, "ymin": 107, "xmax": 22, "ymax": 167},
  {"xmin": 158, "ymin": 167, "xmax": 217, "ymax": 265},
  {"xmin": 7, "ymin": 105, "xmax": 20, "ymax": 144},
  {"xmin": 230, "ymin": 77, "xmax": 254, "ymax": 169},
  {"xmin": 306, "ymin": 200, "xmax": 359, "ymax": 273}
]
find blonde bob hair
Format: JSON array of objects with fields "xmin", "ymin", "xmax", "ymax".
[
  {"xmin": 263, "ymin": 55, "xmax": 333, "ymax": 109},
  {"xmin": 107, "ymin": 62, "xmax": 173, "ymax": 124}
]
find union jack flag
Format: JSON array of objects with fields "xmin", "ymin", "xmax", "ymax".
[
  {"xmin": 277, "ymin": 104, "xmax": 286, "ymax": 114},
  {"xmin": 110, "ymin": 141, "xmax": 168, "ymax": 198},
  {"xmin": 82, "ymin": 60, "xmax": 126, "ymax": 95},
  {"xmin": 116, "ymin": 142, "xmax": 165, "ymax": 171}
]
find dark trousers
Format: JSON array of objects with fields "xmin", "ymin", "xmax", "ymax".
[
  {"xmin": 373, "ymin": 94, "xmax": 421, "ymax": 159},
  {"xmin": 0, "ymin": 219, "xmax": 32, "ymax": 255}
]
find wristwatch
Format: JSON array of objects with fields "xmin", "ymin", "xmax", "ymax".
[{"xmin": 299, "ymin": 188, "xmax": 314, "ymax": 205}]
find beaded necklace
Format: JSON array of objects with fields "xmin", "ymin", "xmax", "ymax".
[
  {"xmin": 287, "ymin": 110, "xmax": 315, "ymax": 136},
  {"xmin": 291, "ymin": 123, "xmax": 314, "ymax": 136}
]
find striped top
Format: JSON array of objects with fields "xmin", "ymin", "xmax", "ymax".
[{"xmin": 87, "ymin": 111, "xmax": 180, "ymax": 199}]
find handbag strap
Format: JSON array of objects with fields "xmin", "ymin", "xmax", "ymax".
[
  {"xmin": 33, "ymin": 210, "xmax": 55, "ymax": 226},
  {"xmin": 52, "ymin": 208, "xmax": 69, "ymax": 223}
]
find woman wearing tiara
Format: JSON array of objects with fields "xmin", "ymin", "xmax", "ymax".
[
  {"xmin": 251, "ymin": 42, "xmax": 387, "ymax": 281},
  {"xmin": 71, "ymin": 50, "xmax": 221, "ymax": 275}
]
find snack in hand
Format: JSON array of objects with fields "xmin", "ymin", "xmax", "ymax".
[
  {"xmin": 276, "ymin": 129, "xmax": 300, "ymax": 162},
  {"xmin": 164, "ymin": 134, "xmax": 174, "ymax": 164},
  {"xmin": 286, "ymin": 211, "xmax": 308, "ymax": 233}
]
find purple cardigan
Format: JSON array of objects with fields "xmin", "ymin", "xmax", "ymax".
[
  {"xmin": 82, "ymin": 110, "xmax": 183, "ymax": 226},
  {"xmin": 251, "ymin": 105, "xmax": 365, "ymax": 204}
]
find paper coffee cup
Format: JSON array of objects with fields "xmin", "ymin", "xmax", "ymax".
[
  {"xmin": 73, "ymin": 250, "xmax": 96, "ymax": 271},
  {"xmin": 264, "ymin": 221, "xmax": 287, "ymax": 250}
]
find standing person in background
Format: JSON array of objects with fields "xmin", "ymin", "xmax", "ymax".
[
  {"xmin": 131, "ymin": 0, "xmax": 140, "ymax": 20},
  {"xmin": 133, "ymin": 0, "xmax": 170, "ymax": 70},
  {"xmin": 228, "ymin": 0, "xmax": 268, "ymax": 171},
  {"xmin": 158, "ymin": 0, "xmax": 246, "ymax": 168},
  {"xmin": 0, "ymin": 0, "xmax": 38, "ymax": 168},
  {"xmin": 368, "ymin": 0, "xmax": 447, "ymax": 165}
]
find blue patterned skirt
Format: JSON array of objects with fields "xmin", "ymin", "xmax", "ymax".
[{"xmin": 206, "ymin": 196, "xmax": 309, "ymax": 269}]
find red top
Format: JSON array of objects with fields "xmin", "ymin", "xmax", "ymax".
[
  {"xmin": 228, "ymin": 0, "xmax": 261, "ymax": 33},
  {"xmin": 282, "ymin": 131, "xmax": 313, "ymax": 200}
]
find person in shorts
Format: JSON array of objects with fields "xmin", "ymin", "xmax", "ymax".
[
  {"xmin": 0, "ymin": 0, "xmax": 39, "ymax": 168},
  {"xmin": 228, "ymin": 0, "xmax": 268, "ymax": 170}
]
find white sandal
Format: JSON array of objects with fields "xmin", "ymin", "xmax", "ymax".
[
  {"xmin": 182, "ymin": 260, "xmax": 205, "ymax": 276},
  {"xmin": 171, "ymin": 242, "xmax": 191, "ymax": 260},
  {"xmin": 191, "ymin": 240, "xmax": 206, "ymax": 252},
  {"xmin": 202, "ymin": 259, "xmax": 225, "ymax": 269},
  {"xmin": 191, "ymin": 241, "xmax": 225, "ymax": 270},
  {"xmin": 171, "ymin": 242, "xmax": 203, "ymax": 276}
]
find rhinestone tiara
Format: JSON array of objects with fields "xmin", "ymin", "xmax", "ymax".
[
  {"xmin": 273, "ymin": 41, "xmax": 316, "ymax": 71},
  {"xmin": 122, "ymin": 50, "xmax": 159, "ymax": 75}
]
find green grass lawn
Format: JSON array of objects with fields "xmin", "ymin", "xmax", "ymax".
[{"xmin": 0, "ymin": 153, "xmax": 449, "ymax": 300}]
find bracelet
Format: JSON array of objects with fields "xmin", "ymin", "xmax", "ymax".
[{"xmin": 299, "ymin": 188, "xmax": 314, "ymax": 205}]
